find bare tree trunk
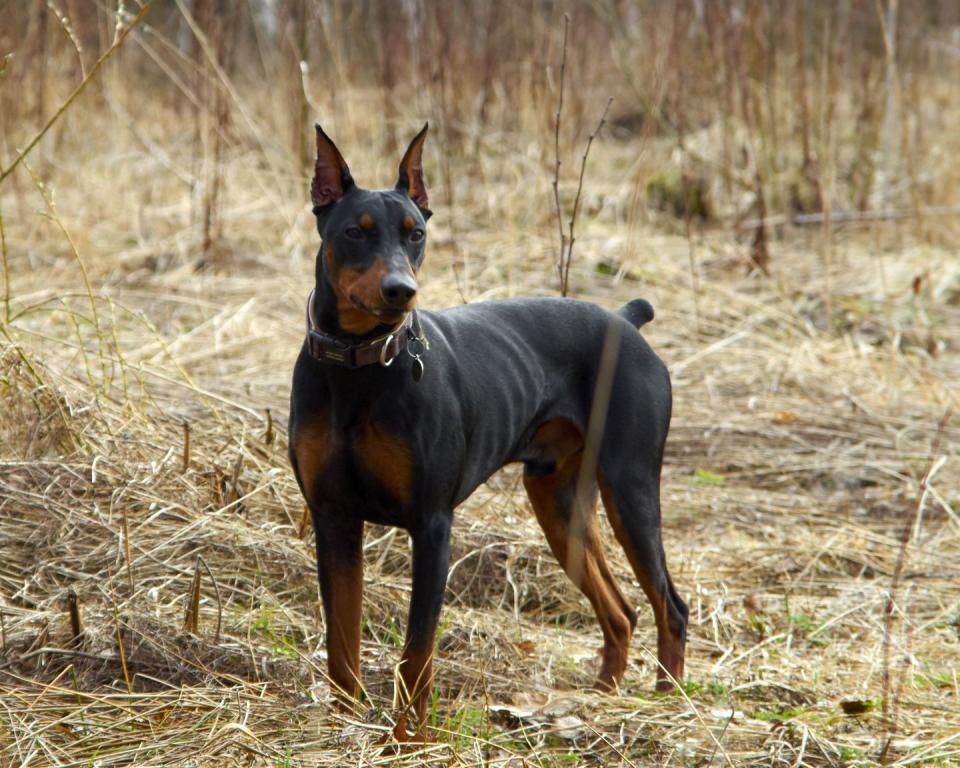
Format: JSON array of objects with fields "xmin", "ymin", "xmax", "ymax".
[{"xmin": 873, "ymin": 0, "xmax": 899, "ymax": 209}]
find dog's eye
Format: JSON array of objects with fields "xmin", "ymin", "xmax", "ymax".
[
  {"xmin": 409, "ymin": 228, "xmax": 425, "ymax": 243},
  {"xmin": 344, "ymin": 226, "xmax": 364, "ymax": 241}
]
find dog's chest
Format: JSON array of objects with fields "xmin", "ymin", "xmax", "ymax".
[{"xmin": 292, "ymin": 412, "xmax": 414, "ymax": 524}]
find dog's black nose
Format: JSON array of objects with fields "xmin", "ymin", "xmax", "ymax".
[{"xmin": 381, "ymin": 273, "xmax": 417, "ymax": 308}]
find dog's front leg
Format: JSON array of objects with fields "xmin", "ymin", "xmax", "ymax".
[
  {"xmin": 314, "ymin": 511, "xmax": 365, "ymax": 710},
  {"xmin": 392, "ymin": 513, "xmax": 452, "ymax": 742}
]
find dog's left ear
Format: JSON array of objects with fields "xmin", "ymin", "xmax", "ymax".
[{"xmin": 396, "ymin": 123, "xmax": 431, "ymax": 219}]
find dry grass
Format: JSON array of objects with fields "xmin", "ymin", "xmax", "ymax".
[{"xmin": 2, "ymin": 3, "xmax": 960, "ymax": 766}]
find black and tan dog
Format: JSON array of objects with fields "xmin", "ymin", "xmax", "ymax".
[{"xmin": 289, "ymin": 124, "xmax": 687, "ymax": 741}]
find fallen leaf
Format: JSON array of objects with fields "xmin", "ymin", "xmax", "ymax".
[
  {"xmin": 743, "ymin": 595, "xmax": 763, "ymax": 615},
  {"xmin": 514, "ymin": 640, "xmax": 536, "ymax": 654},
  {"xmin": 773, "ymin": 411, "xmax": 797, "ymax": 425}
]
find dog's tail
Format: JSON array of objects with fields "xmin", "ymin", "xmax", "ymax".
[{"xmin": 618, "ymin": 298, "xmax": 655, "ymax": 328}]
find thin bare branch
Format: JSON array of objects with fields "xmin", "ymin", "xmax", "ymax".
[
  {"xmin": 562, "ymin": 96, "xmax": 613, "ymax": 296},
  {"xmin": 552, "ymin": 14, "xmax": 570, "ymax": 295},
  {"xmin": 0, "ymin": 1, "xmax": 156, "ymax": 186}
]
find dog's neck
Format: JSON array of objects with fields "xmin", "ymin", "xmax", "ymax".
[{"xmin": 311, "ymin": 259, "xmax": 347, "ymax": 337}]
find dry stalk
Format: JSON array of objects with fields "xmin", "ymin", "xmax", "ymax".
[
  {"xmin": 879, "ymin": 409, "xmax": 952, "ymax": 764},
  {"xmin": 197, "ymin": 555, "xmax": 222, "ymax": 643},
  {"xmin": 119, "ymin": 506, "xmax": 134, "ymax": 593},
  {"xmin": 817, "ymin": 11, "xmax": 838, "ymax": 325},
  {"xmin": 568, "ymin": 320, "xmax": 622, "ymax": 584},
  {"xmin": 0, "ymin": 212, "xmax": 9, "ymax": 324},
  {"xmin": 183, "ymin": 556, "xmax": 203, "ymax": 635},
  {"xmin": 182, "ymin": 420, "xmax": 191, "ymax": 472},
  {"xmin": 873, "ymin": 0, "xmax": 900, "ymax": 211},
  {"xmin": 46, "ymin": 0, "xmax": 86, "ymax": 78},
  {"xmin": 549, "ymin": 15, "xmax": 613, "ymax": 297},
  {"xmin": 66, "ymin": 590, "xmax": 84, "ymax": 648},
  {"xmin": 109, "ymin": 583, "xmax": 132, "ymax": 695},
  {"xmin": 749, "ymin": 172, "xmax": 770, "ymax": 275},
  {"xmin": 227, "ymin": 447, "xmax": 244, "ymax": 506},
  {"xmin": 22, "ymin": 158, "xmax": 109, "ymax": 394},
  {"xmin": 264, "ymin": 408, "xmax": 273, "ymax": 445},
  {"xmin": 106, "ymin": 298, "xmax": 131, "ymax": 405},
  {"xmin": 705, "ymin": 709, "xmax": 736, "ymax": 768},
  {"xmin": 551, "ymin": 14, "xmax": 569, "ymax": 294},
  {"xmin": 187, "ymin": 0, "xmax": 232, "ymax": 264},
  {"xmin": 291, "ymin": 0, "xmax": 310, "ymax": 172},
  {"xmin": 796, "ymin": 3, "xmax": 813, "ymax": 178},
  {"xmin": 0, "ymin": 324, "xmax": 48, "ymax": 393},
  {"xmin": 29, "ymin": 1, "xmax": 49, "ymax": 126},
  {"xmin": 60, "ymin": 295, "xmax": 99, "ymax": 402},
  {"xmin": 561, "ymin": 97, "xmax": 613, "ymax": 296}
]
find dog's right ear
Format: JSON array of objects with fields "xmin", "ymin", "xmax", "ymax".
[{"xmin": 311, "ymin": 124, "xmax": 354, "ymax": 213}]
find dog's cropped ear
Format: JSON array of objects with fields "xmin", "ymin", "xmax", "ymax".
[
  {"xmin": 396, "ymin": 123, "xmax": 431, "ymax": 218},
  {"xmin": 311, "ymin": 124, "xmax": 354, "ymax": 212}
]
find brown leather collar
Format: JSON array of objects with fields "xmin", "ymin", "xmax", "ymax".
[{"xmin": 305, "ymin": 289, "xmax": 412, "ymax": 368}]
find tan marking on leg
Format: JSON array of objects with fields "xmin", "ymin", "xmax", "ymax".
[
  {"xmin": 326, "ymin": 556, "xmax": 364, "ymax": 710},
  {"xmin": 593, "ymin": 544, "xmax": 638, "ymax": 632},
  {"xmin": 523, "ymin": 420, "xmax": 635, "ymax": 690},
  {"xmin": 393, "ymin": 643, "xmax": 434, "ymax": 741},
  {"xmin": 599, "ymin": 474, "xmax": 685, "ymax": 690}
]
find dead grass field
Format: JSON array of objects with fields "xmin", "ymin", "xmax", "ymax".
[{"xmin": 2, "ymin": 3, "xmax": 960, "ymax": 766}]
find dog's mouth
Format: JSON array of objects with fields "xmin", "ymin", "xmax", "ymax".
[{"xmin": 350, "ymin": 295, "xmax": 410, "ymax": 326}]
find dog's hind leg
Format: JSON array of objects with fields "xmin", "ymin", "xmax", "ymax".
[
  {"xmin": 523, "ymin": 420, "xmax": 638, "ymax": 691},
  {"xmin": 597, "ymin": 469, "xmax": 687, "ymax": 691}
]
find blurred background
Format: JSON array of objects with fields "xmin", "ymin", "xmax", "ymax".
[
  {"xmin": 3, "ymin": 1, "xmax": 960, "ymax": 271},
  {"xmin": 1, "ymin": 2, "xmax": 958, "ymax": 766}
]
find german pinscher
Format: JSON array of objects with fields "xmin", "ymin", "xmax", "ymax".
[{"xmin": 289, "ymin": 124, "xmax": 687, "ymax": 741}]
